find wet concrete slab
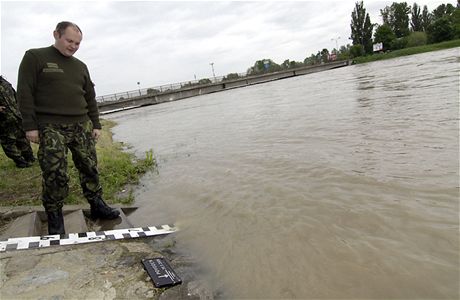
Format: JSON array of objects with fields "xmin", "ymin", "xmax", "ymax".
[
  {"xmin": 0, "ymin": 234, "xmax": 214, "ymax": 299},
  {"xmin": 0, "ymin": 206, "xmax": 215, "ymax": 299}
]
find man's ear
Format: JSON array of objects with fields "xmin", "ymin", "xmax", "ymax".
[{"xmin": 53, "ymin": 30, "xmax": 59, "ymax": 40}]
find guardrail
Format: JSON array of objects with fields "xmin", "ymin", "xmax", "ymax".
[{"xmin": 96, "ymin": 73, "xmax": 246, "ymax": 103}]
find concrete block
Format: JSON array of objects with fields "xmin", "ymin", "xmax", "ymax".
[
  {"xmin": 0, "ymin": 212, "xmax": 39, "ymax": 239},
  {"xmin": 64, "ymin": 210, "xmax": 89, "ymax": 234}
]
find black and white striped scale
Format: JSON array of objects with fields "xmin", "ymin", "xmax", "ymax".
[{"xmin": 0, "ymin": 225, "xmax": 177, "ymax": 252}]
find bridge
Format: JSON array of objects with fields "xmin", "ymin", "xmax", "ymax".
[{"xmin": 97, "ymin": 60, "xmax": 350, "ymax": 114}]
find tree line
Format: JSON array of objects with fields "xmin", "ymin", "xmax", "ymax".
[
  {"xmin": 242, "ymin": 1, "xmax": 459, "ymax": 77},
  {"xmin": 349, "ymin": 1, "xmax": 459, "ymax": 56},
  {"xmin": 145, "ymin": 1, "xmax": 458, "ymax": 89}
]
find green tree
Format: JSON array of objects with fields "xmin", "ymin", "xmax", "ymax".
[
  {"xmin": 198, "ymin": 78, "xmax": 212, "ymax": 85},
  {"xmin": 337, "ymin": 45, "xmax": 351, "ymax": 60},
  {"xmin": 374, "ymin": 23, "xmax": 396, "ymax": 50},
  {"xmin": 421, "ymin": 5, "xmax": 432, "ymax": 32},
  {"xmin": 281, "ymin": 59, "xmax": 291, "ymax": 69},
  {"xmin": 428, "ymin": 16, "xmax": 455, "ymax": 42},
  {"xmin": 381, "ymin": 2, "xmax": 411, "ymax": 38},
  {"xmin": 350, "ymin": 1, "xmax": 375, "ymax": 54},
  {"xmin": 247, "ymin": 61, "xmax": 264, "ymax": 75},
  {"xmin": 427, "ymin": 3, "xmax": 457, "ymax": 43},
  {"xmin": 390, "ymin": 37, "xmax": 408, "ymax": 50},
  {"xmin": 290, "ymin": 61, "xmax": 302, "ymax": 68},
  {"xmin": 321, "ymin": 48, "xmax": 330, "ymax": 62},
  {"xmin": 223, "ymin": 73, "xmax": 240, "ymax": 81},
  {"xmin": 316, "ymin": 51, "xmax": 322, "ymax": 63},
  {"xmin": 432, "ymin": 3, "xmax": 455, "ymax": 20},
  {"xmin": 452, "ymin": 6, "xmax": 460, "ymax": 38},
  {"xmin": 349, "ymin": 44, "xmax": 364, "ymax": 58},
  {"xmin": 304, "ymin": 54, "xmax": 317, "ymax": 65},
  {"xmin": 247, "ymin": 59, "xmax": 281, "ymax": 75},
  {"xmin": 411, "ymin": 3, "xmax": 423, "ymax": 31},
  {"xmin": 381, "ymin": 6, "xmax": 391, "ymax": 25}
]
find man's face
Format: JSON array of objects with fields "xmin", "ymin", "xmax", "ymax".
[{"xmin": 53, "ymin": 26, "xmax": 82, "ymax": 57}]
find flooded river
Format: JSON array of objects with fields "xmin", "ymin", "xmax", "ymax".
[{"xmin": 107, "ymin": 48, "xmax": 459, "ymax": 299}]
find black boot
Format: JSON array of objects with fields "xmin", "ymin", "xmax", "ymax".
[
  {"xmin": 47, "ymin": 210, "xmax": 65, "ymax": 235},
  {"xmin": 90, "ymin": 198, "xmax": 120, "ymax": 219}
]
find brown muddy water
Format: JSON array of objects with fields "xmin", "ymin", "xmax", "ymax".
[{"xmin": 106, "ymin": 48, "xmax": 459, "ymax": 299}]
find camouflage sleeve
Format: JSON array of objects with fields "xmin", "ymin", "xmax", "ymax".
[
  {"xmin": 0, "ymin": 77, "xmax": 21, "ymax": 119},
  {"xmin": 17, "ymin": 50, "xmax": 39, "ymax": 131},
  {"xmin": 0, "ymin": 84, "xmax": 7, "ymax": 107},
  {"xmin": 83, "ymin": 65, "xmax": 101, "ymax": 130},
  {"xmin": 0, "ymin": 88, "xmax": 7, "ymax": 121}
]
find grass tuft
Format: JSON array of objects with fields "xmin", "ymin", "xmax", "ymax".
[{"xmin": 0, "ymin": 119, "xmax": 156, "ymax": 207}]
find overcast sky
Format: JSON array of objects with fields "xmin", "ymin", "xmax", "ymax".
[{"xmin": 0, "ymin": 0, "xmax": 452, "ymax": 96}]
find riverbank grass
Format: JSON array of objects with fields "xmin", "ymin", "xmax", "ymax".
[
  {"xmin": 0, "ymin": 119, "xmax": 156, "ymax": 207},
  {"xmin": 353, "ymin": 39, "xmax": 460, "ymax": 64}
]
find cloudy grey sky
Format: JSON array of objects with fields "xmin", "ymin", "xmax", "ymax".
[{"xmin": 1, "ymin": 0, "xmax": 452, "ymax": 96}]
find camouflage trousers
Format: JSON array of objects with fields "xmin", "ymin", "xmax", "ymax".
[
  {"xmin": 0, "ymin": 117, "xmax": 34, "ymax": 163},
  {"xmin": 38, "ymin": 121, "xmax": 102, "ymax": 212}
]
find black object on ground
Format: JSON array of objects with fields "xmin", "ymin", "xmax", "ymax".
[{"xmin": 142, "ymin": 257, "xmax": 182, "ymax": 288}]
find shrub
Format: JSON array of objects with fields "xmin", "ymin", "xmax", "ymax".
[
  {"xmin": 350, "ymin": 44, "xmax": 365, "ymax": 58},
  {"xmin": 390, "ymin": 37, "xmax": 408, "ymax": 50},
  {"xmin": 407, "ymin": 31, "xmax": 428, "ymax": 47}
]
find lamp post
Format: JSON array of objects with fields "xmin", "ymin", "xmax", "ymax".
[
  {"xmin": 209, "ymin": 62, "xmax": 216, "ymax": 82},
  {"xmin": 137, "ymin": 82, "xmax": 141, "ymax": 96},
  {"xmin": 331, "ymin": 36, "xmax": 340, "ymax": 53}
]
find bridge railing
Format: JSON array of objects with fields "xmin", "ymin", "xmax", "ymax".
[
  {"xmin": 96, "ymin": 73, "xmax": 247, "ymax": 103},
  {"xmin": 95, "ymin": 60, "xmax": 349, "ymax": 103}
]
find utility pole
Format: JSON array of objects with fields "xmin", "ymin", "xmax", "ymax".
[{"xmin": 209, "ymin": 62, "xmax": 216, "ymax": 82}]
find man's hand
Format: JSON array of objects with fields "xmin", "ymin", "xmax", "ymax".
[
  {"xmin": 0, "ymin": 106, "xmax": 5, "ymax": 112},
  {"xmin": 92, "ymin": 129, "xmax": 101, "ymax": 141},
  {"xmin": 26, "ymin": 130, "xmax": 39, "ymax": 144}
]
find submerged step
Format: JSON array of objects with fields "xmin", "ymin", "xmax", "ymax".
[
  {"xmin": 0, "ymin": 212, "xmax": 41, "ymax": 239},
  {"xmin": 64, "ymin": 210, "xmax": 89, "ymax": 234},
  {"xmin": 35, "ymin": 210, "xmax": 89, "ymax": 236},
  {"xmin": 0, "ymin": 206, "xmax": 139, "ymax": 238},
  {"xmin": 84, "ymin": 208, "xmax": 135, "ymax": 232}
]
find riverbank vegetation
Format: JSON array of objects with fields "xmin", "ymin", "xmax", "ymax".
[
  {"xmin": 243, "ymin": 2, "xmax": 459, "ymax": 74},
  {"xmin": 352, "ymin": 38, "xmax": 460, "ymax": 63},
  {"xmin": 0, "ymin": 119, "xmax": 156, "ymax": 207}
]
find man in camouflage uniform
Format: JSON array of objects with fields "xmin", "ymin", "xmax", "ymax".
[
  {"xmin": 0, "ymin": 76, "xmax": 35, "ymax": 168},
  {"xmin": 38, "ymin": 122, "xmax": 101, "ymax": 213},
  {"xmin": 17, "ymin": 21, "xmax": 119, "ymax": 234}
]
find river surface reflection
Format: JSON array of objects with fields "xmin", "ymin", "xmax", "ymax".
[{"xmin": 107, "ymin": 48, "xmax": 459, "ymax": 299}]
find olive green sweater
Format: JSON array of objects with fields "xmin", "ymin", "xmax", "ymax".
[{"xmin": 17, "ymin": 46, "xmax": 101, "ymax": 131}]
